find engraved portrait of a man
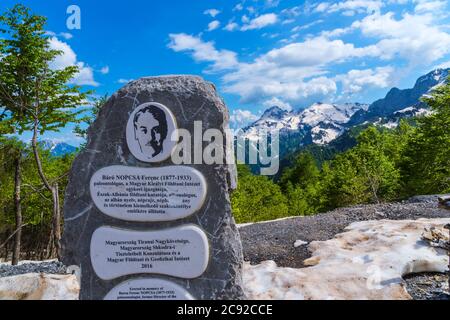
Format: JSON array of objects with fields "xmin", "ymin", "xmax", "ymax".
[{"xmin": 133, "ymin": 104, "xmax": 168, "ymax": 159}]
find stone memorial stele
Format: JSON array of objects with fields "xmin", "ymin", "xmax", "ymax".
[{"xmin": 62, "ymin": 75, "xmax": 245, "ymax": 300}]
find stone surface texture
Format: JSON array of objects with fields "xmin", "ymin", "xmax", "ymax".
[{"xmin": 61, "ymin": 75, "xmax": 244, "ymax": 300}]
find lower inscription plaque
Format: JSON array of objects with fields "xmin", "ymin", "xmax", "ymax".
[
  {"xmin": 104, "ymin": 278, "xmax": 195, "ymax": 300},
  {"xmin": 90, "ymin": 225, "xmax": 209, "ymax": 280}
]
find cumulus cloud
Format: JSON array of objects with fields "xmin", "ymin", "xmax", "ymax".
[
  {"xmin": 434, "ymin": 60, "xmax": 450, "ymax": 69},
  {"xmin": 168, "ymin": 2, "xmax": 450, "ymax": 107},
  {"xmin": 48, "ymin": 37, "xmax": 98, "ymax": 86},
  {"xmin": 100, "ymin": 66, "xmax": 110, "ymax": 74},
  {"xmin": 230, "ymin": 109, "xmax": 259, "ymax": 128},
  {"xmin": 241, "ymin": 13, "xmax": 278, "ymax": 31},
  {"xmin": 291, "ymin": 20, "xmax": 324, "ymax": 33},
  {"xmin": 204, "ymin": 9, "xmax": 220, "ymax": 17},
  {"xmin": 117, "ymin": 78, "xmax": 133, "ymax": 84},
  {"xmin": 263, "ymin": 97, "xmax": 293, "ymax": 111},
  {"xmin": 315, "ymin": 0, "xmax": 384, "ymax": 15},
  {"xmin": 46, "ymin": 31, "xmax": 73, "ymax": 40},
  {"xmin": 224, "ymin": 21, "xmax": 239, "ymax": 31},
  {"xmin": 414, "ymin": 0, "xmax": 447, "ymax": 13},
  {"xmin": 207, "ymin": 20, "xmax": 220, "ymax": 31},
  {"xmin": 352, "ymin": 11, "xmax": 450, "ymax": 64},
  {"xmin": 233, "ymin": 3, "xmax": 244, "ymax": 11},
  {"xmin": 336, "ymin": 66, "xmax": 395, "ymax": 94},
  {"xmin": 219, "ymin": 35, "xmax": 385, "ymax": 104},
  {"xmin": 281, "ymin": 6, "xmax": 302, "ymax": 17},
  {"xmin": 168, "ymin": 33, "xmax": 239, "ymax": 70}
]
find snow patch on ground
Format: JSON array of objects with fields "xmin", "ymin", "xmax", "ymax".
[
  {"xmin": 293, "ymin": 240, "xmax": 308, "ymax": 248},
  {"xmin": 244, "ymin": 218, "xmax": 450, "ymax": 300},
  {"xmin": 0, "ymin": 273, "xmax": 79, "ymax": 300}
]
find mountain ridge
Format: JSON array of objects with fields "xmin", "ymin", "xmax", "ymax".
[{"xmin": 240, "ymin": 68, "xmax": 449, "ymax": 159}]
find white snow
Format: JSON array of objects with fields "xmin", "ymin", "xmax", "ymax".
[
  {"xmin": 311, "ymin": 125, "xmax": 343, "ymax": 145},
  {"xmin": 241, "ymin": 102, "xmax": 368, "ymax": 144},
  {"xmin": 0, "ymin": 273, "xmax": 79, "ymax": 300},
  {"xmin": 293, "ymin": 240, "xmax": 308, "ymax": 248},
  {"xmin": 244, "ymin": 218, "xmax": 450, "ymax": 300},
  {"xmin": 382, "ymin": 121, "xmax": 398, "ymax": 129}
]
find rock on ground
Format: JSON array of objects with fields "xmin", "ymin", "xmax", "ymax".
[
  {"xmin": 0, "ymin": 260, "xmax": 66, "ymax": 278},
  {"xmin": 243, "ymin": 218, "xmax": 450, "ymax": 300}
]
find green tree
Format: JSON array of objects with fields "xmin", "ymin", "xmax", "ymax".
[
  {"xmin": 0, "ymin": 137, "xmax": 25, "ymax": 264},
  {"xmin": 402, "ymin": 78, "xmax": 450, "ymax": 194},
  {"xmin": 279, "ymin": 152, "xmax": 325, "ymax": 215},
  {"xmin": 0, "ymin": 5, "xmax": 89, "ymax": 258},
  {"xmin": 232, "ymin": 165, "xmax": 289, "ymax": 223}
]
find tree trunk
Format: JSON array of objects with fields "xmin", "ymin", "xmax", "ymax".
[
  {"xmin": 31, "ymin": 119, "xmax": 61, "ymax": 260},
  {"xmin": 52, "ymin": 183, "xmax": 61, "ymax": 260},
  {"xmin": 12, "ymin": 154, "xmax": 22, "ymax": 266}
]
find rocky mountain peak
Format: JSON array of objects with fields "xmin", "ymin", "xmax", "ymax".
[{"xmin": 260, "ymin": 106, "xmax": 289, "ymax": 120}]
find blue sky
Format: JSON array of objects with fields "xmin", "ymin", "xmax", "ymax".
[{"xmin": 1, "ymin": 0, "xmax": 450, "ymax": 146}]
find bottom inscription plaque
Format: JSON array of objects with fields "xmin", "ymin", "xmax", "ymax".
[{"xmin": 104, "ymin": 278, "xmax": 195, "ymax": 300}]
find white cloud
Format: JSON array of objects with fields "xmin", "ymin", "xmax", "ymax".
[
  {"xmin": 168, "ymin": 33, "xmax": 239, "ymax": 70},
  {"xmin": 281, "ymin": 6, "xmax": 302, "ymax": 17},
  {"xmin": 263, "ymin": 97, "xmax": 292, "ymax": 111},
  {"xmin": 262, "ymin": 37, "xmax": 376, "ymax": 67},
  {"xmin": 46, "ymin": 31, "xmax": 73, "ymax": 40},
  {"xmin": 168, "ymin": 33, "xmax": 380, "ymax": 104},
  {"xmin": 207, "ymin": 20, "xmax": 220, "ymax": 31},
  {"xmin": 100, "ymin": 66, "xmax": 110, "ymax": 74},
  {"xmin": 434, "ymin": 60, "xmax": 450, "ymax": 69},
  {"xmin": 233, "ymin": 3, "xmax": 244, "ymax": 11},
  {"xmin": 230, "ymin": 109, "xmax": 259, "ymax": 128},
  {"xmin": 168, "ymin": 3, "xmax": 450, "ymax": 106},
  {"xmin": 414, "ymin": 0, "xmax": 446, "ymax": 13},
  {"xmin": 48, "ymin": 37, "xmax": 98, "ymax": 86},
  {"xmin": 117, "ymin": 78, "xmax": 133, "ymax": 84},
  {"xmin": 204, "ymin": 9, "xmax": 220, "ymax": 18},
  {"xmin": 315, "ymin": 0, "xmax": 384, "ymax": 15},
  {"xmin": 224, "ymin": 22, "xmax": 239, "ymax": 31},
  {"xmin": 352, "ymin": 12, "xmax": 450, "ymax": 64},
  {"xmin": 321, "ymin": 26, "xmax": 353, "ymax": 38},
  {"xmin": 282, "ymin": 19, "xmax": 296, "ymax": 25},
  {"xmin": 291, "ymin": 20, "xmax": 324, "ymax": 33},
  {"xmin": 265, "ymin": 0, "xmax": 280, "ymax": 8},
  {"xmin": 336, "ymin": 66, "xmax": 395, "ymax": 94},
  {"xmin": 220, "ymin": 35, "xmax": 385, "ymax": 104},
  {"xmin": 59, "ymin": 32, "xmax": 73, "ymax": 40},
  {"xmin": 241, "ymin": 13, "xmax": 278, "ymax": 31}
]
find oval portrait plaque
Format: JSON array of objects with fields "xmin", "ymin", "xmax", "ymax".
[
  {"xmin": 90, "ymin": 165, "xmax": 207, "ymax": 222},
  {"xmin": 90, "ymin": 225, "xmax": 210, "ymax": 280},
  {"xmin": 104, "ymin": 278, "xmax": 195, "ymax": 300},
  {"xmin": 126, "ymin": 102, "xmax": 178, "ymax": 163}
]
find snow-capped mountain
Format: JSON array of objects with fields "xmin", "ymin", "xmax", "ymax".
[
  {"xmin": 349, "ymin": 68, "xmax": 448, "ymax": 126},
  {"xmin": 241, "ymin": 102, "xmax": 369, "ymax": 146},
  {"xmin": 40, "ymin": 139, "xmax": 77, "ymax": 157},
  {"xmin": 239, "ymin": 68, "xmax": 449, "ymax": 158}
]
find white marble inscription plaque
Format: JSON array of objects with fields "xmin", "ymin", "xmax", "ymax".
[
  {"xmin": 104, "ymin": 278, "xmax": 195, "ymax": 300},
  {"xmin": 90, "ymin": 225, "xmax": 209, "ymax": 280},
  {"xmin": 90, "ymin": 165, "xmax": 207, "ymax": 222},
  {"xmin": 126, "ymin": 102, "xmax": 178, "ymax": 163}
]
